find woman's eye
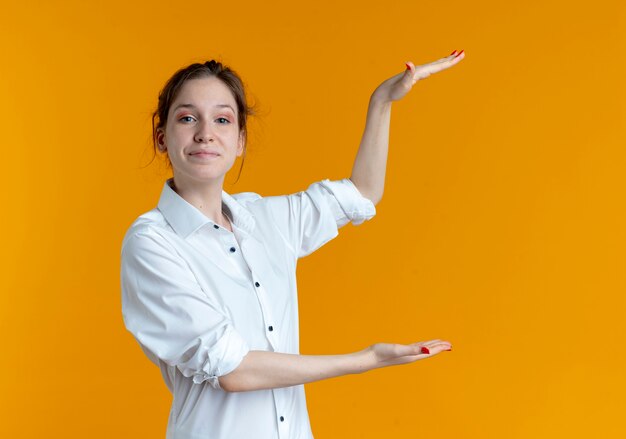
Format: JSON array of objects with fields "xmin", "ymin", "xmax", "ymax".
[
  {"xmin": 216, "ymin": 117, "xmax": 230, "ymax": 124},
  {"xmin": 180, "ymin": 116, "xmax": 195, "ymax": 122}
]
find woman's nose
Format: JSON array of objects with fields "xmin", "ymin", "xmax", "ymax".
[{"xmin": 194, "ymin": 121, "xmax": 215, "ymax": 143}]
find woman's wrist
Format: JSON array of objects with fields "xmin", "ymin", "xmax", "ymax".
[
  {"xmin": 345, "ymin": 347, "xmax": 375, "ymax": 375},
  {"xmin": 369, "ymin": 90, "xmax": 393, "ymax": 109}
]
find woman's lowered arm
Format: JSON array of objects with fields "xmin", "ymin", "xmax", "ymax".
[{"xmin": 218, "ymin": 339, "xmax": 452, "ymax": 392}]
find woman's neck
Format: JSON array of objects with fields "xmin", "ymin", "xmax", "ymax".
[{"xmin": 170, "ymin": 176, "xmax": 230, "ymax": 228}]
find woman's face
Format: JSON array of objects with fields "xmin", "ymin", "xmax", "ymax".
[{"xmin": 156, "ymin": 76, "xmax": 244, "ymax": 187}]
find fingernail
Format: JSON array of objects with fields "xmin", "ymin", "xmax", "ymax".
[
  {"xmin": 446, "ymin": 348, "xmax": 452, "ymax": 351},
  {"xmin": 455, "ymin": 50, "xmax": 464, "ymax": 58},
  {"xmin": 405, "ymin": 62, "xmax": 411, "ymax": 70},
  {"xmin": 450, "ymin": 50, "xmax": 457, "ymax": 56},
  {"xmin": 421, "ymin": 347, "xmax": 430, "ymax": 354}
]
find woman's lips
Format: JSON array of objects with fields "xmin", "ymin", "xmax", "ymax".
[{"xmin": 190, "ymin": 152, "xmax": 220, "ymax": 158}]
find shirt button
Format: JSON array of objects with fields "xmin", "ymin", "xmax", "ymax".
[
  {"xmin": 279, "ymin": 416, "xmax": 285, "ymax": 422},
  {"xmin": 229, "ymin": 247, "xmax": 236, "ymax": 253},
  {"xmin": 213, "ymin": 224, "xmax": 219, "ymax": 229},
  {"xmin": 268, "ymin": 326, "xmax": 273, "ymax": 331},
  {"xmin": 255, "ymin": 282, "xmax": 260, "ymax": 287}
]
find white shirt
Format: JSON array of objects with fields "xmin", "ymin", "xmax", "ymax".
[{"xmin": 120, "ymin": 177, "xmax": 376, "ymax": 439}]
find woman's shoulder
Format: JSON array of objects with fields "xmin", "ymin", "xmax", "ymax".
[
  {"xmin": 121, "ymin": 208, "xmax": 170, "ymax": 253},
  {"xmin": 230, "ymin": 191, "xmax": 263, "ymax": 204},
  {"xmin": 228, "ymin": 189, "xmax": 289, "ymax": 214}
]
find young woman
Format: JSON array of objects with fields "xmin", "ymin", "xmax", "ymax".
[{"xmin": 121, "ymin": 50, "xmax": 465, "ymax": 439}]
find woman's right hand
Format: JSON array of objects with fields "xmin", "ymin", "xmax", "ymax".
[{"xmin": 357, "ymin": 340, "xmax": 452, "ymax": 371}]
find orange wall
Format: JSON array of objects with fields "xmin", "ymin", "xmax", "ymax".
[{"xmin": 1, "ymin": 0, "xmax": 625, "ymax": 437}]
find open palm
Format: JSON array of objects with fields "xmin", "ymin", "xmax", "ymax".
[{"xmin": 374, "ymin": 50, "xmax": 465, "ymax": 102}]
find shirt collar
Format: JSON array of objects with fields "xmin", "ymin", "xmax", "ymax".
[{"xmin": 157, "ymin": 178, "xmax": 256, "ymax": 238}]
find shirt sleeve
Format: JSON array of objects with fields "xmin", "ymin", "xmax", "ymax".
[
  {"xmin": 120, "ymin": 228, "xmax": 250, "ymax": 390},
  {"xmin": 265, "ymin": 178, "xmax": 376, "ymax": 258}
]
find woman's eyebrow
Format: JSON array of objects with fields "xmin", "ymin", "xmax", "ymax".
[
  {"xmin": 173, "ymin": 103, "xmax": 235, "ymax": 112},
  {"xmin": 215, "ymin": 104, "xmax": 235, "ymax": 111},
  {"xmin": 173, "ymin": 103, "xmax": 194, "ymax": 112}
]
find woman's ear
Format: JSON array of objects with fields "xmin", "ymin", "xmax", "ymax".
[
  {"xmin": 156, "ymin": 128, "xmax": 167, "ymax": 152},
  {"xmin": 237, "ymin": 131, "xmax": 245, "ymax": 157}
]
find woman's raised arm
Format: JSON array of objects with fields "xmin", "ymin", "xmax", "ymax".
[{"xmin": 349, "ymin": 50, "xmax": 466, "ymax": 205}]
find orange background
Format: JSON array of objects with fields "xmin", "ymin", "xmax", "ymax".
[{"xmin": 2, "ymin": 0, "xmax": 625, "ymax": 437}]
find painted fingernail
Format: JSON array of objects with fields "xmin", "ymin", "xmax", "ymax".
[
  {"xmin": 405, "ymin": 62, "xmax": 411, "ymax": 70},
  {"xmin": 446, "ymin": 348, "xmax": 452, "ymax": 351},
  {"xmin": 421, "ymin": 347, "xmax": 430, "ymax": 354},
  {"xmin": 455, "ymin": 50, "xmax": 464, "ymax": 58},
  {"xmin": 450, "ymin": 50, "xmax": 457, "ymax": 56}
]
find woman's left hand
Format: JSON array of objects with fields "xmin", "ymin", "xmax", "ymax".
[{"xmin": 372, "ymin": 50, "xmax": 465, "ymax": 103}]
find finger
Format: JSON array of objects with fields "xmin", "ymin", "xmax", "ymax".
[
  {"xmin": 391, "ymin": 343, "xmax": 433, "ymax": 358},
  {"xmin": 418, "ymin": 51, "xmax": 465, "ymax": 75},
  {"xmin": 424, "ymin": 341, "xmax": 453, "ymax": 354},
  {"xmin": 423, "ymin": 339, "xmax": 447, "ymax": 346},
  {"xmin": 407, "ymin": 340, "xmax": 440, "ymax": 355},
  {"xmin": 422, "ymin": 339, "xmax": 451, "ymax": 347},
  {"xmin": 421, "ymin": 54, "xmax": 456, "ymax": 69},
  {"xmin": 412, "ymin": 340, "xmax": 452, "ymax": 354},
  {"xmin": 422, "ymin": 57, "xmax": 461, "ymax": 74},
  {"xmin": 410, "ymin": 339, "xmax": 442, "ymax": 346},
  {"xmin": 428, "ymin": 344, "xmax": 453, "ymax": 354},
  {"xmin": 408, "ymin": 340, "xmax": 441, "ymax": 349},
  {"xmin": 436, "ymin": 50, "xmax": 465, "ymax": 63},
  {"xmin": 395, "ymin": 343, "xmax": 425, "ymax": 357},
  {"xmin": 414, "ymin": 63, "xmax": 453, "ymax": 79},
  {"xmin": 403, "ymin": 61, "xmax": 420, "ymax": 84},
  {"xmin": 434, "ymin": 54, "xmax": 458, "ymax": 64}
]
